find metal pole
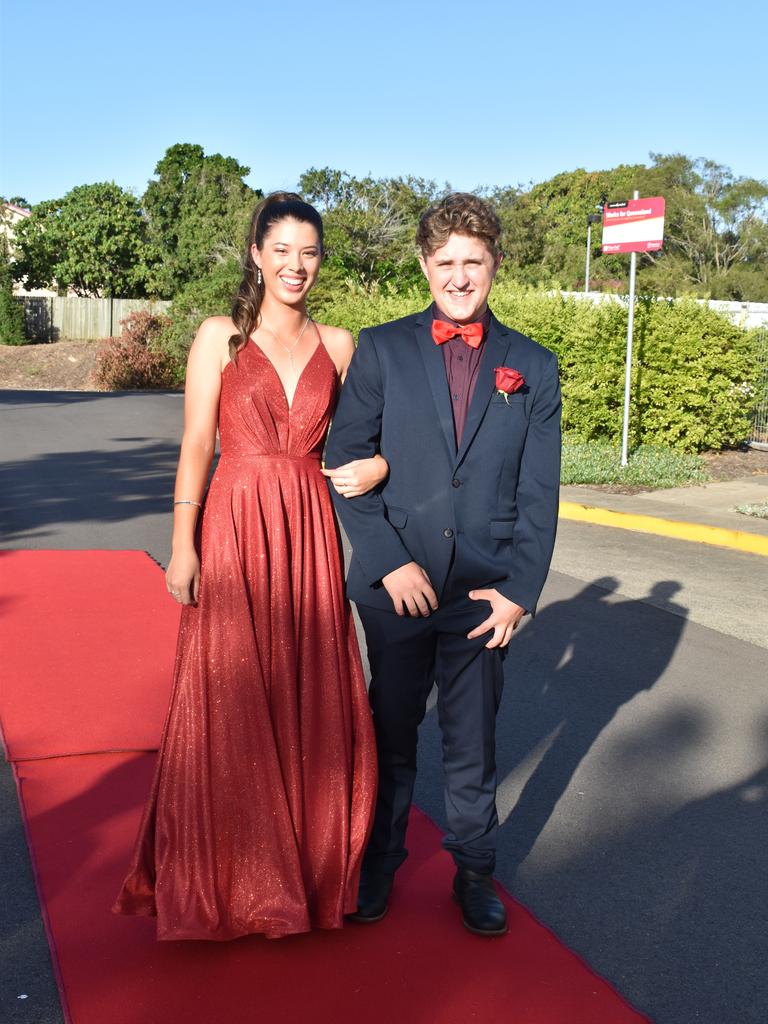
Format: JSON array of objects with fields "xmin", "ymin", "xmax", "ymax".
[
  {"xmin": 620, "ymin": 189, "xmax": 640, "ymax": 467},
  {"xmin": 584, "ymin": 222, "xmax": 591, "ymax": 294}
]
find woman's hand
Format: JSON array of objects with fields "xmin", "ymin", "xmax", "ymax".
[
  {"xmin": 166, "ymin": 548, "xmax": 201, "ymax": 606},
  {"xmin": 321, "ymin": 454, "xmax": 389, "ymax": 498}
]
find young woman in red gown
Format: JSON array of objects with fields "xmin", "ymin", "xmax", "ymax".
[{"xmin": 114, "ymin": 194, "xmax": 381, "ymax": 940}]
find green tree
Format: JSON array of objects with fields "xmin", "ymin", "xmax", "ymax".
[
  {"xmin": 490, "ymin": 165, "xmax": 644, "ymax": 290},
  {"xmin": 143, "ymin": 143, "xmax": 261, "ymax": 297},
  {"xmin": 13, "ymin": 183, "xmax": 156, "ymax": 297},
  {"xmin": 0, "ymin": 236, "xmax": 26, "ymax": 345},
  {"xmin": 489, "ymin": 156, "xmax": 768, "ymax": 300},
  {"xmin": 637, "ymin": 154, "xmax": 768, "ymax": 299},
  {"xmin": 299, "ymin": 168, "xmax": 440, "ymax": 286}
]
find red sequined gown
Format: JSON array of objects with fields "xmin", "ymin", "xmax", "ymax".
[{"xmin": 114, "ymin": 338, "xmax": 377, "ymax": 940}]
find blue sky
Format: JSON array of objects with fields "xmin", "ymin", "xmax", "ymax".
[{"xmin": 1, "ymin": 0, "xmax": 766, "ymax": 205}]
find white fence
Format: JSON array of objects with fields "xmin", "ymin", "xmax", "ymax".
[
  {"xmin": 16, "ymin": 297, "xmax": 172, "ymax": 341},
  {"xmin": 562, "ymin": 291, "xmax": 768, "ymax": 329},
  {"xmin": 16, "ymin": 291, "xmax": 768, "ymax": 342},
  {"xmin": 748, "ymin": 328, "xmax": 768, "ymax": 449}
]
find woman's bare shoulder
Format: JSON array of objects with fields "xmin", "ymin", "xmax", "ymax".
[{"xmin": 190, "ymin": 316, "xmax": 236, "ymax": 367}]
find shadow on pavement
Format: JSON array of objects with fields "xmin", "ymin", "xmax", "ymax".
[
  {"xmin": 0, "ymin": 390, "xmax": 178, "ymax": 408},
  {"xmin": 526, "ymin": 717, "xmax": 768, "ymax": 1024},
  {"xmin": 497, "ymin": 577, "xmax": 688, "ymax": 867},
  {"xmin": 0, "ymin": 443, "xmax": 179, "ymax": 543}
]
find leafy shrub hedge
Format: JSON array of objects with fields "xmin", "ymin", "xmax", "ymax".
[
  {"xmin": 156, "ymin": 273, "xmax": 758, "ymax": 452},
  {"xmin": 311, "ymin": 279, "xmax": 427, "ymax": 334},
  {"xmin": 318, "ymin": 282, "xmax": 758, "ymax": 452},
  {"xmin": 95, "ymin": 311, "xmax": 178, "ymax": 390},
  {"xmin": 490, "ymin": 287, "xmax": 758, "ymax": 451}
]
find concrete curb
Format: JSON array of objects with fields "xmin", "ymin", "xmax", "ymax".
[{"xmin": 559, "ymin": 501, "xmax": 768, "ymax": 558}]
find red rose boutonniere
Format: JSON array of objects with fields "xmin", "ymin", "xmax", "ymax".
[{"xmin": 494, "ymin": 366, "xmax": 525, "ymax": 403}]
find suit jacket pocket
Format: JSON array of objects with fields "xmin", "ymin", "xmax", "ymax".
[
  {"xmin": 490, "ymin": 519, "xmax": 516, "ymax": 539},
  {"xmin": 491, "ymin": 391, "xmax": 526, "ymax": 406},
  {"xmin": 385, "ymin": 505, "xmax": 409, "ymax": 529}
]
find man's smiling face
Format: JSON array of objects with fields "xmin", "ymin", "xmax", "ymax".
[{"xmin": 419, "ymin": 233, "xmax": 502, "ymax": 324}]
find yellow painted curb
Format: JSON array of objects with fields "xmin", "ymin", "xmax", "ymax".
[{"xmin": 559, "ymin": 501, "xmax": 768, "ymax": 558}]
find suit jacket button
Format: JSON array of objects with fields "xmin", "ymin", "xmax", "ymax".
[
  {"xmin": 443, "ymin": 528, "xmax": 454, "ymax": 538},
  {"xmin": 452, "ymin": 478, "xmax": 461, "ymax": 488}
]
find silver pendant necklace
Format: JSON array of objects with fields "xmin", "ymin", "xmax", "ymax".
[{"xmin": 260, "ymin": 315, "xmax": 312, "ymax": 383}]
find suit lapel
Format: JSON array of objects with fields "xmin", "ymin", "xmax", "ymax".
[
  {"xmin": 414, "ymin": 311, "xmax": 457, "ymax": 457},
  {"xmin": 455, "ymin": 314, "xmax": 512, "ymax": 467}
]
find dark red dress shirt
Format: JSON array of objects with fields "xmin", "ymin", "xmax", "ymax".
[{"xmin": 432, "ymin": 304, "xmax": 491, "ymax": 447}]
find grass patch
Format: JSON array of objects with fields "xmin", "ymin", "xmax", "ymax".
[
  {"xmin": 735, "ymin": 502, "xmax": 768, "ymax": 519},
  {"xmin": 562, "ymin": 441, "xmax": 710, "ymax": 489}
]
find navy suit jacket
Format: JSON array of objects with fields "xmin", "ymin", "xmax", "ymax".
[{"xmin": 325, "ymin": 307, "xmax": 561, "ymax": 615}]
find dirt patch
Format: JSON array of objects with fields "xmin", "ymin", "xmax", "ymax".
[
  {"xmin": 0, "ymin": 339, "xmax": 103, "ymax": 391},
  {"xmin": 701, "ymin": 446, "xmax": 768, "ymax": 480}
]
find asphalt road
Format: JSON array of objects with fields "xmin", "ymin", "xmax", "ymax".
[{"xmin": 2, "ymin": 390, "xmax": 767, "ymax": 1024}]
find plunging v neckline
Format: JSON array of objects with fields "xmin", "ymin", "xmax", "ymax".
[{"xmin": 249, "ymin": 337, "xmax": 324, "ymax": 413}]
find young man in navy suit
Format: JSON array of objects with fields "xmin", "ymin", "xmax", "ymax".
[{"xmin": 324, "ymin": 193, "xmax": 561, "ymax": 936}]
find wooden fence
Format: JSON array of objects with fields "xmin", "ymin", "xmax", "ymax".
[{"xmin": 15, "ymin": 297, "xmax": 172, "ymax": 341}]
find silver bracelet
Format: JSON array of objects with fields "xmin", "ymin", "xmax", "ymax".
[{"xmin": 174, "ymin": 499, "xmax": 202, "ymax": 508}]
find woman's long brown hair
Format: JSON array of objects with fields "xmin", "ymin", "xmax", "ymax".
[{"xmin": 229, "ymin": 192, "xmax": 324, "ymax": 363}]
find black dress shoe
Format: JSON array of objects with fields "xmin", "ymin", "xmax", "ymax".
[
  {"xmin": 346, "ymin": 870, "xmax": 394, "ymax": 923},
  {"xmin": 452, "ymin": 868, "xmax": 508, "ymax": 936}
]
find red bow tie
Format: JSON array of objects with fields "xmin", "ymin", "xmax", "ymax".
[{"xmin": 431, "ymin": 319, "xmax": 484, "ymax": 349}]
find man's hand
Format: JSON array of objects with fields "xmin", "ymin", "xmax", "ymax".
[
  {"xmin": 467, "ymin": 589, "xmax": 525, "ymax": 648},
  {"xmin": 382, "ymin": 562, "xmax": 438, "ymax": 617}
]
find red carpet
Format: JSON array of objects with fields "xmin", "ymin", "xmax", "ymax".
[
  {"xmin": 3, "ymin": 551, "xmax": 650, "ymax": 1024},
  {"xmin": 0, "ymin": 550, "xmax": 179, "ymax": 760}
]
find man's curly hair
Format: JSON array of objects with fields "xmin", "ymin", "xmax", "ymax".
[{"xmin": 416, "ymin": 192, "xmax": 502, "ymax": 258}]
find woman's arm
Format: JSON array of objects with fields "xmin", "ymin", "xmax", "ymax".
[
  {"xmin": 165, "ymin": 318, "xmax": 228, "ymax": 605},
  {"xmin": 321, "ymin": 455, "xmax": 389, "ymax": 498}
]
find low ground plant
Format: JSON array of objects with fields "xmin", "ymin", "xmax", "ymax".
[
  {"xmin": 735, "ymin": 501, "xmax": 768, "ymax": 519},
  {"xmin": 561, "ymin": 439, "xmax": 709, "ymax": 489}
]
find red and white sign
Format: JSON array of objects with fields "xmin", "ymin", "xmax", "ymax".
[{"xmin": 602, "ymin": 196, "xmax": 665, "ymax": 254}]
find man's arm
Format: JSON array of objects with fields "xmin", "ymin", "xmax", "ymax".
[
  {"xmin": 495, "ymin": 351, "xmax": 562, "ymax": 615},
  {"xmin": 325, "ymin": 329, "xmax": 413, "ymax": 586}
]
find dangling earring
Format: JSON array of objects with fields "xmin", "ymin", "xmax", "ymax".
[{"xmin": 257, "ymin": 267, "xmax": 262, "ymax": 287}]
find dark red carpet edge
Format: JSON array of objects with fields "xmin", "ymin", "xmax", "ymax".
[{"xmin": 1, "ymin": 551, "xmax": 652, "ymax": 1024}]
